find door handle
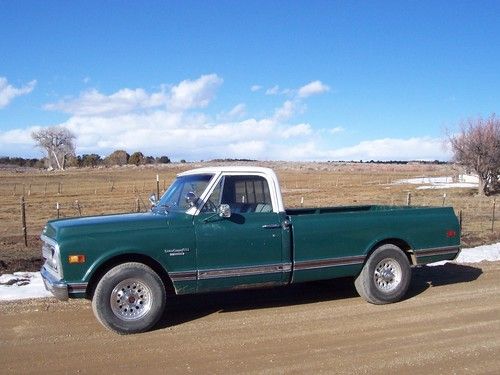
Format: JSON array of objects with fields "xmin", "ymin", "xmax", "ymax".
[{"xmin": 262, "ymin": 224, "xmax": 281, "ymax": 229}]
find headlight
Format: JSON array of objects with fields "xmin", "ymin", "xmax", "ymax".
[{"xmin": 41, "ymin": 235, "xmax": 63, "ymax": 278}]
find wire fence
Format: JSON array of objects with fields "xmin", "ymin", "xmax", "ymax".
[{"xmin": 9, "ymin": 179, "xmax": 498, "ymax": 248}]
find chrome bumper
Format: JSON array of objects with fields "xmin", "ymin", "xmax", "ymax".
[{"xmin": 41, "ymin": 266, "xmax": 69, "ymax": 301}]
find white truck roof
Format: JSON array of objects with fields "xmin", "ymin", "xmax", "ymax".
[{"xmin": 178, "ymin": 166, "xmax": 275, "ymax": 176}]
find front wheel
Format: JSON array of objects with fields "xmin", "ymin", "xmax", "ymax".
[
  {"xmin": 354, "ymin": 244, "xmax": 411, "ymax": 304},
  {"xmin": 92, "ymin": 262, "xmax": 166, "ymax": 334}
]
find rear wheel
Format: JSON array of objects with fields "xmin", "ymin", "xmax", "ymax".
[
  {"xmin": 92, "ymin": 262, "xmax": 166, "ymax": 334},
  {"xmin": 355, "ymin": 244, "xmax": 411, "ymax": 304}
]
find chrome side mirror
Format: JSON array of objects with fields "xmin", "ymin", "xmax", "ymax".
[
  {"xmin": 149, "ymin": 193, "xmax": 157, "ymax": 206},
  {"xmin": 218, "ymin": 204, "xmax": 231, "ymax": 218}
]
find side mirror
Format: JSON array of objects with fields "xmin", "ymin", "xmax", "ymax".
[
  {"xmin": 218, "ymin": 204, "xmax": 231, "ymax": 218},
  {"xmin": 149, "ymin": 193, "xmax": 157, "ymax": 206}
]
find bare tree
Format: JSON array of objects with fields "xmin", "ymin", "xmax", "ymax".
[
  {"xmin": 449, "ymin": 114, "xmax": 500, "ymax": 195},
  {"xmin": 31, "ymin": 126, "xmax": 76, "ymax": 170}
]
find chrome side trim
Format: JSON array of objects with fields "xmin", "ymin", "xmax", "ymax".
[
  {"xmin": 198, "ymin": 263, "xmax": 291, "ymax": 280},
  {"xmin": 294, "ymin": 255, "xmax": 366, "ymax": 271},
  {"xmin": 169, "ymin": 271, "xmax": 198, "ymax": 282},
  {"xmin": 169, "ymin": 263, "xmax": 292, "ymax": 282},
  {"xmin": 415, "ymin": 245, "xmax": 461, "ymax": 258}
]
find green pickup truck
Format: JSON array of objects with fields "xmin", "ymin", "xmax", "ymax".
[{"xmin": 41, "ymin": 166, "xmax": 461, "ymax": 334}]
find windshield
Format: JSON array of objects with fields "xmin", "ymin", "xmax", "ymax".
[{"xmin": 154, "ymin": 174, "xmax": 213, "ymax": 212}]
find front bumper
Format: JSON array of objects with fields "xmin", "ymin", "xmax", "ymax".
[{"xmin": 41, "ymin": 266, "xmax": 69, "ymax": 301}]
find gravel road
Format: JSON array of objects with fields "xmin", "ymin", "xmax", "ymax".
[{"xmin": 1, "ymin": 262, "xmax": 499, "ymax": 374}]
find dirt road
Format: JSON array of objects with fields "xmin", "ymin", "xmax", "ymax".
[{"xmin": 1, "ymin": 262, "xmax": 499, "ymax": 374}]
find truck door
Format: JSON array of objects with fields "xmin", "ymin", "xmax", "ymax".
[{"xmin": 194, "ymin": 174, "xmax": 288, "ymax": 292}]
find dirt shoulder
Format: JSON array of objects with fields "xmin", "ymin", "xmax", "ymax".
[{"xmin": 1, "ymin": 261, "xmax": 499, "ymax": 374}]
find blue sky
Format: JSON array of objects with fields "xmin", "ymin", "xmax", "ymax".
[{"xmin": 1, "ymin": 1, "xmax": 499, "ymax": 161}]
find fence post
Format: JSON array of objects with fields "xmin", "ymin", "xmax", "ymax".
[
  {"xmin": 492, "ymin": 199, "xmax": 497, "ymax": 232},
  {"xmin": 156, "ymin": 174, "xmax": 160, "ymax": 200},
  {"xmin": 406, "ymin": 192, "xmax": 412, "ymax": 206},
  {"xmin": 21, "ymin": 196, "xmax": 27, "ymax": 247},
  {"xmin": 136, "ymin": 198, "xmax": 140, "ymax": 213},
  {"xmin": 442, "ymin": 193, "xmax": 447, "ymax": 206},
  {"xmin": 300, "ymin": 196, "xmax": 304, "ymax": 207},
  {"xmin": 75, "ymin": 200, "xmax": 82, "ymax": 216},
  {"xmin": 56, "ymin": 202, "xmax": 60, "ymax": 219},
  {"xmin": 459, "ymin": 209, "xmax": 463, "ymax": 231}
]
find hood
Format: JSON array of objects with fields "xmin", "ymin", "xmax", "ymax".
[{"xmin": 43, "ymin": 211, "xmax": 186, "ymax": 241}]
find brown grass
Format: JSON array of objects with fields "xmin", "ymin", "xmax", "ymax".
[{"xmin": 0, "ymin": 161, "xmax": 498, "ymax": 271}]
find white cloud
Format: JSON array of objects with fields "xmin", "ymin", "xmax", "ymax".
[
  {"xmin": 297, "ymin": 80, "xmax": 329, "ymax": 98},
  {"xmin": 265, "ymin": 85, "xmax": 280, "ymax": 95},
  {"xmin": 327, "ymin": 137, "xmax": 450, "ymax": 161},
  {"xmin": 250, "ymin": 85, "xmax": 261, "ymax": 92},
  {"xmin": 0, "ymin": 77, "xmax": 36, "ymax": 108},
  {"xmin": 273, "ymin": 100, "xmax": 296, "ymax": 121},
  {"xmin": 281, "ymin": 123, "xmax": 312, "ymax": 139},
  {"xmin": 44, "ymin": 87, "xmax": 169, "ymax": 116},
  {"xmin": 0, "ymin": 74, "xmax": 450, "ymax": 162},
  {"xmin": 44, "ymin": 74, "xmax": 223, "ymax": 116},
  {"xmin": 226, "ymin": 103, "xmax": 246, "ymax": 119},
  {"xmin": 265, "ymin": 85, "xmax": 292, "ymax": 96},
  {"xmin": 265, "ymin": 81, "xmax": 329, "ymax": 99},
  {"xmin": 169, "ymin": 74, "xmax": 223, "ymax": 111},
  {"xmin": 0, "ymin": 126, "xmax": 40, "ymax": 145}
]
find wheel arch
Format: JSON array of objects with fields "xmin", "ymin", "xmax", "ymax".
[
  {"xmin": 85, "ymin": 253, "xmax": 175, "ymax": 300},
  {"xmin": 366, "ymin": 238, "xmax": 415, "ymax": 266}
]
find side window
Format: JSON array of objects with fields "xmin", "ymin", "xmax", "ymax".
[
  {"xmin": 201, "ymin": 177, "xmax": 223, "ymax": 213},
  {"xmin": 221, "ymin": 176, "xmax": 273, "ymax": 214}
]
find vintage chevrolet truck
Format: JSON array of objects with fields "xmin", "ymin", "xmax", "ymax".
[{"xmin": 41, "ymin": 166, "xmax": 461, "ymax": 334}]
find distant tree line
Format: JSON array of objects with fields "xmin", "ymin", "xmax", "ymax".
[
  {"xmin": 0, "ymin": 156, "xmax": 45, "ymax": 168},
  {"xmin": 0, "ymin": 150, "xmax": 172, "ymax": 169}
]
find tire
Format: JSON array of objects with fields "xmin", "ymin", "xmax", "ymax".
[
  {"xmin": 92, "ymin": 262, "xmax": 166, "ymax": 334},
  {"xmin": 354, "ymin": 244, "xmax": 411, "ymax": 305}
]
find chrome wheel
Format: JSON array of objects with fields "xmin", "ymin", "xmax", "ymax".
[
  {"xmin": 373, "ymin": 258, "xmax": 402, "ymax": 293},
  {"xmin": 110, "ymin": 278, "xmax": 153, "ymax": 321}
]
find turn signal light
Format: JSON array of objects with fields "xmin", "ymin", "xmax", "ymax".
[
  {"xmin": 68, "ymin": 255, "xmax": 86, "ymax": 264},
  {"xmin": 446, "ymin": 230, "xmax": 457, "ymax": 238}
]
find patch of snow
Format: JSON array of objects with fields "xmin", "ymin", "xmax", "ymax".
[
  {"xmin": 0, "ymin": 272, "xmax": 52, "ymax": 301},
  {"xmin": 394, "ymin": 174, "xmax": 479, "ymax": 190},
  {"xmin": 1, "ymin": 242, "xmax": 499, "ymax": 301},
  {"xmin": 458, "ymin": 175, "xmax": 479, "ymax": 183},
  {"xmin": 428, "ymin": 242, "xmax": 500, "ymax": 266},
  {"xmin": 397, "ymin": 176, "xmax": 453, "ymax": 185}
]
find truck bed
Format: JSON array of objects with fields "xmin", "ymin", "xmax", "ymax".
[{"xmin": 285, "ymin": 205, "xmax": 461, "ymax": 283}]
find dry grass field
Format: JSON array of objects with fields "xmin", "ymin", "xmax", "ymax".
[{"xmin": 1, "ymin": 161, "xmax": 498, "ymax": 272}]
